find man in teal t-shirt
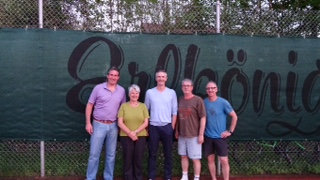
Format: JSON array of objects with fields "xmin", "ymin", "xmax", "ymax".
[{"xmin": 203, "ymin": 81, "xmax": 238, "ymax": 180}]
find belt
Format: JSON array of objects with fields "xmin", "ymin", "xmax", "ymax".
[{"xmin": 94, "ymin": 119, "xmax": 116, "ymax": 124}]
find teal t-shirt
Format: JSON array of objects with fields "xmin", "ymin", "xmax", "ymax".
[{"xmin": 204, "ymin": 97, "xmax": 233, "ymax": 138}]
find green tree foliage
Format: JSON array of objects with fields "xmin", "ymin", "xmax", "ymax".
[
  {"xmin": 220, "ymin": 0, "xmax": 320, "ymax": 37},
  {"xmin": 271, "ymin": 0, "xmax": 320, "ymax": 10},
  {"xmin": 61, "ymin": 0, "xmax": 214, "ymax": 33},
  {"xmin": 0, "ymin": 0, "xmax": 318, "ymax": 36},
  {"xmin": 222, "ymin": 0, "xmax": 320, "ymax": 10}
]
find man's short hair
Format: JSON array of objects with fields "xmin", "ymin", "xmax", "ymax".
[
  {"xmin": 155, "ymin": 69, "xmax": 167, "ymax": 77},
  {"xmin": 108, "ymin": 66, "xmax": 120, "ymax": 76}
]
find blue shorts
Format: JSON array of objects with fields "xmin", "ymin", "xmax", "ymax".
[{"xmin": 178, "ymin": 136, "xmax": 202, "ymax": 159}]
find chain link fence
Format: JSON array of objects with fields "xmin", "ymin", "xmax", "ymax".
[
  {"xmin": 0, "ymin": 0, "xmax": 319, "ymax": 37},
  {"xmin": 1, "ymin": 0, "xmax": 320, "ymax": 178},
  {"xmin": 1, "ymin": 140, "xmax": 320, "ymax": 177}
]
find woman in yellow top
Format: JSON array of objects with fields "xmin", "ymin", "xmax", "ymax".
[{"xmin": 118, "ymin": 84, "xmax": 149, "ymax": 180}]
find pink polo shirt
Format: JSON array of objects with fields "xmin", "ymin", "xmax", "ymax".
[{"xmin": 88, "ymin": 82, "xmax": 126, "ymax": 121}]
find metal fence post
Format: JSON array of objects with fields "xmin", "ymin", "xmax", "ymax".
[
  {"xmin": 39, "ymin": 0, "xmax": 44, "ymax": 177},
  {"xmin": 214, "ymin": 8, "xmax": 222, "ymax": 173},
  {"xmin": 39, "ymin": 0, "xmax": 43, "ymax": 28},
  {"xmin": 216, "ymin": 0, "xmax": 221, "ymax": 33},
  {"xmin": 217, "ymin": 157, "xmax": 221, "ymax": 176},
  {"xmin": 40, "ymin": 141, "xmax": 45, "ymax": 177}
]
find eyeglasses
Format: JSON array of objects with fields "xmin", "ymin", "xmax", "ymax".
[
  {"xmin": 206, "ymin": 87, "xmax": 217, "ymax": 90},
  {"xmin": 182, "ymin": 85, "xmax": 192, "ymax": 88}
]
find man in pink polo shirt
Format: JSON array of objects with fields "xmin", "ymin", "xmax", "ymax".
[{"xmin": 85, "ymin": 67, "xmax": 126, "ymax": 180}]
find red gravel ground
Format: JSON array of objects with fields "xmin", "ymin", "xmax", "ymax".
[{"xmin": 2, "ymin": 175, "xmax": 320, "ymax": 180}]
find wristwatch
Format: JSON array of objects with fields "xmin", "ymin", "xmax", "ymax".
[{"xmin": 228, "ymin": 130, "xmax": 233, "ymax": 135}]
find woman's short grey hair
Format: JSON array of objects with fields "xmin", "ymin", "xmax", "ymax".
[{"xmin": 128, "ymin": 84, "xmax": 140, "ymax": 94}]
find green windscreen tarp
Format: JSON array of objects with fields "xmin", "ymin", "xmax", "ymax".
[{"xmin": 0, "ymin": 28, "xmax": 319, "ymax": 140}]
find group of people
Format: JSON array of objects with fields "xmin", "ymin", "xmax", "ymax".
[{"xmin": 85, "ymin": 67, "xmax": 238, "ymax": 180}]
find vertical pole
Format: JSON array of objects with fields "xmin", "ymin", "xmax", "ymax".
[
  {"xmin": 217, "ymin": 158, "xmax": 221, "ymax": 176},
  {"xmin": 216, "ymin": 0, "xmax": 222, "ymax": 174},
  {"xmin": 216, "ymin": 0, "xmax": 221, "ymax": 33},
  {"xmin": 39, "ymin": 0, "xmax": 44, "ymax": 177},
  {"xmin": 40, "ymin": 141, "xmax": 45, "ymax": 177},
  {"xmin": 39, "ymin": 0, "xmax": 43, "ymax": 28}
]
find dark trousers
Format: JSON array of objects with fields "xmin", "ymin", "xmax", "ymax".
[
  {"xmin": 120, "ymin": 136, "xmax": 147, "ymax": 180},
  {"xmin": 148, "ymin": 124, "xmax": 173, "ymax": 180}
]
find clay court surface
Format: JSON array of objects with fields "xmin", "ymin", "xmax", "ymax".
[{"xmin": 2, "ymin": 175, "xmax": 320, "ymax": 180}]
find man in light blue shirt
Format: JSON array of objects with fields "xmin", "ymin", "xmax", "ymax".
[{"xmin": 144, "ymin": 70, "xmax": 178, "ymax": 180}]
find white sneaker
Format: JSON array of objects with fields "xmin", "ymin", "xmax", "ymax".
[{"xmin": 181, "ymin": 176, "xmax": 188, "ymax": 180}]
